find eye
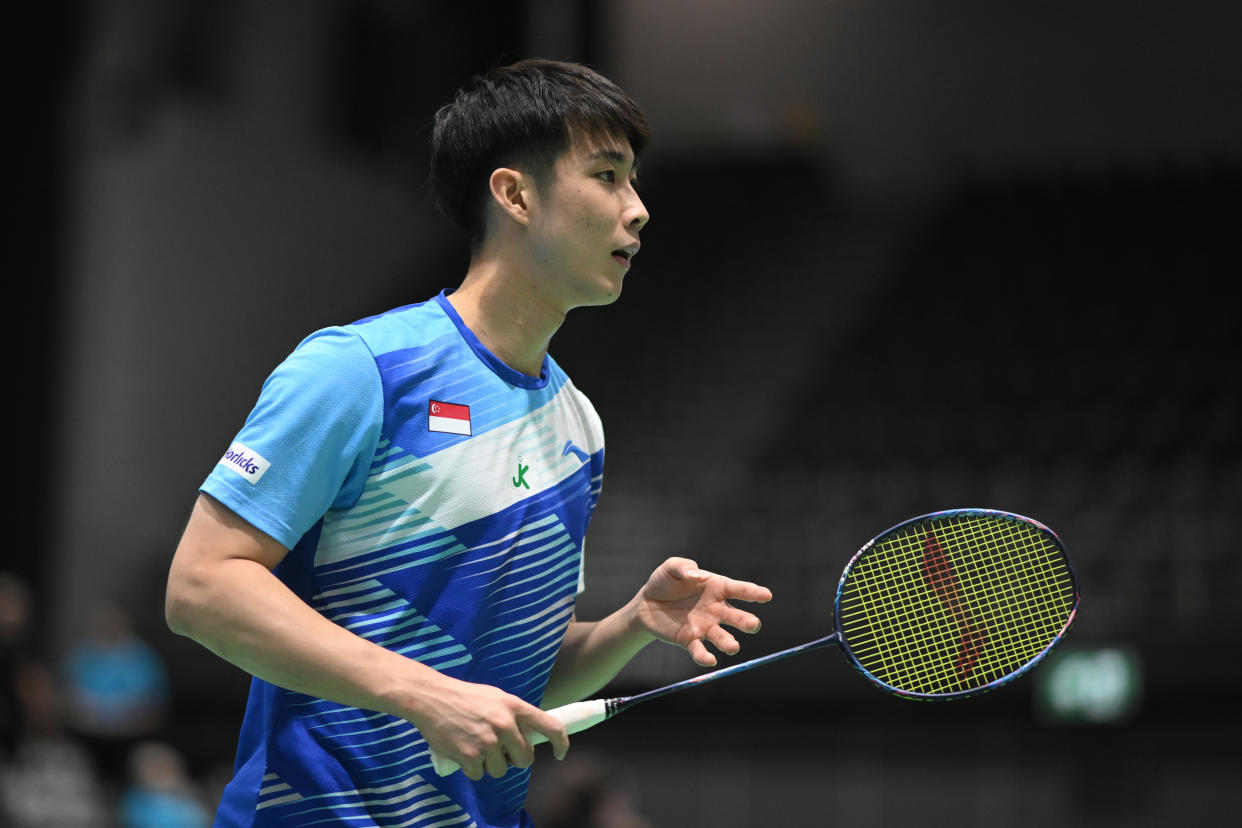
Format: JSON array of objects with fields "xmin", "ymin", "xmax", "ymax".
[{"xmin": 596, "ymin": 169, "xmax": 617, "ymax": 183}]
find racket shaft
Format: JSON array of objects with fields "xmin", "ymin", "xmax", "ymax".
[
  {"xmin": 625, "ymin": 633, "xmax": 841, "ymax": 707},
  {"xmin": 430, "ymin": 699, "xmax": 609, "ymax": 776}
]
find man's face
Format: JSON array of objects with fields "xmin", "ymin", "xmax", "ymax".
[{"xmin": 526, "ymin": 133, "xmax": 650, "ymax": 310}]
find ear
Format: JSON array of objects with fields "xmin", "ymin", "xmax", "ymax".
[{"xmin": 488, "ymin": 167, "xmax": 533, "ymax": 226}]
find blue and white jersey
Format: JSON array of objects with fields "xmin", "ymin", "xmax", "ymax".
[{"xmin": 201, "ymin": 291, "xmax": 605, "ymax": 828}]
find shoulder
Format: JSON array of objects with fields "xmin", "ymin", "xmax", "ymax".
[
  {"xmin": 262, "ymin": 326, "xmax": 380, "ymax": 410},
  {"xmin": 273, "ymin": 294, "xmax": 453, "ymax": 393},
  {"xmin": 287, "ymin": 325, "xmax": 374, "ymax": 369},
  {"xmin": 345, "ymin": 296, "xmax": 459, "ymax": 358}
]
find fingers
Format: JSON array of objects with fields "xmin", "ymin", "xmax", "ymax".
[
  {"xmin": 721, "ymin": 604, "xmax": 763, "ymax": 635},
  {"xmin": 482, "ymin": 705, "xmax": 567, "ymax": 777},
  {"xmin": 483, "ymin": 728, "xmax": 537, "ymax": 778},
  {"xmin": 457, "ymin": 752, "xmax": 486, "ymax": 781},
  {"xmin": 706, "ymin": 624, "xmax": 740, "ymax": 657},
  {"xmin": 483, "ymin": 745, "xmax": 510, "ymax": 779},
  {"xmin": 685, "ymin": 600, "xmax": 764, "ymax": 665},
  {"xmin": 456, "ymin": 726, "xmax": 540, "ymax": 781},
  {"xmin": 718, "ymin": 576, "xmax": 773, "ymax": 605},
  {"xmin": 436, "ymin": 690, "xmax": 568, "ymax": 781},
  {"xmin": 499, "ymin": 731, "xmax": 535, "ymax": 771},
  {"xmin": 465, "ymin": 706, "xmax": 567, "ymax": 781},
  {"xmin": 523, "ymin": 707, "xmax": 570, "ymax": 762},
  {"xmin": 686, "ymin": 637, "xmax": 718, "ymax": 667},
  {"xmin": 666, "ymin": 557, "xmax": 772, "ymax": 605},
  {"xmin": 453, "ymin": 739, "xmax": 504, "ymax": 781},
  {"xmin": 685, "ymin": 618, "xmax": 744, "ymax": 664}
]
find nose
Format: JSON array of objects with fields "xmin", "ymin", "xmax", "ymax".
[{"xmin": 627, "ymin": 188, "xmax": 650, "ymax": 232}]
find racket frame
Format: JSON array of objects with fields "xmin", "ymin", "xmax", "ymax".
[{"xmin": 832, "ymin": 507, "xmax": 1080, "ymax": 701}]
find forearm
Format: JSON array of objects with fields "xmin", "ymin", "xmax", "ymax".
[
  {"xmin": 542, "ymin": 594, "xmax": 655, "ymax": 708},
  {"xmin": 168, "ymin": 557, "xmax": 443, "ymax": 719},
  {"xmin": 542, "ymin": 557, "xmax": 772, "ymax": 709},
  {"xmin": 165, "ymin": 495, "xmax": 449, "ymax": 725}
]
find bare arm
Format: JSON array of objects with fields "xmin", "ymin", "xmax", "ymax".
[
  {"xmin": 165, "ymin": 492, "xmax": 568, "ymax": 780},
  {"xmin": 541, "ymin": 611, "xmax": 652, "ymax": 710},
  {"xmin": 542, "ymin": 557, "xmax": 772, "ymax": 709}
]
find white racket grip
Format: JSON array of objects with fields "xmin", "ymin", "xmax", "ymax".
[{"xmin": 429, "ymin": 699, "xmax": 609, "ymax": 777}]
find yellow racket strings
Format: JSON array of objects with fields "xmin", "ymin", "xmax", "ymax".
[{"xmin": 838, "ymin": 514, "xmax": 1075, "ymax": 696}]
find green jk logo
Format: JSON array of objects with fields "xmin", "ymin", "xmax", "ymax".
[{"xmin": 512, "ymin": 460, "xmax": 530, "ymax": 489}]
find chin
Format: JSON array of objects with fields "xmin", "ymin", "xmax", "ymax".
[
  {"xmin": 574, "ymin": 277, "xmax": 625, "ymax": 308},
  {"xmin": 594, "ymin": 286, "xmax": 623, "ymax": 305}
]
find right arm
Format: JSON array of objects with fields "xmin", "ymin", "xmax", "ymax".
[{"xmin": 165, "ymin": 492, "xmax": 568, "ymax": 779}]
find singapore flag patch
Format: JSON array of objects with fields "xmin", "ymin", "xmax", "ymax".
[{"xmin": 428, "ymin": 400, "xmax": 472, "ymax": 436}]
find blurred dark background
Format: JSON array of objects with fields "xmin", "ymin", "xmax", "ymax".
[{"xmin": 8, "ymin": 0, "xmax": 1240, "ymax": 826}]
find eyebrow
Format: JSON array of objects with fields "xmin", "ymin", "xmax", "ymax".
[{"xmin": 585, "ymin": 147, "xmax": 639, "ymax": 170}]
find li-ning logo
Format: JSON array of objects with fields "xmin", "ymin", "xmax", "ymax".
[
  {"xmin": 562, "ymin": 440, "xmax": 590, "ymax": 463},
  {"xmin": 218, "ymin": 441, "xmax": 271, "ymax": 485}
]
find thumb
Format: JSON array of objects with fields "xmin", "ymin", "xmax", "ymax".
[{"xmin": 661, "ymin": 557, "xmax": 709, "ymax": 581}]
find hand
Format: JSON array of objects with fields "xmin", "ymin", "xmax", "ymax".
[
  {"xmin": 633, "ymin": 557, "xmax": 773, "ymax": 667},
  {"xmin": 414, "ymin": 676, "xmax": 570, "ymax": 781}
]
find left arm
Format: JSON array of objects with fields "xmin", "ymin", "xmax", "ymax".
[{"xmin": 542, "ymin": 557, "xmax": 772, "ymax": 709}]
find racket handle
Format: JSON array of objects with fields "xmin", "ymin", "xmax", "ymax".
[{"xmin": 429, "ymin": 698, "xmax": 609, "ymax": 777}]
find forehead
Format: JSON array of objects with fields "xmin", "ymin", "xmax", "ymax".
[{"xmin": 561, "ymin": 130, "xmax": 638, "ymax": 167}]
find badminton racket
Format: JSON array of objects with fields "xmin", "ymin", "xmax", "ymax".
[{"xmin": 431, "ymin": 507, "xmax": 1078, "ymax": 776}]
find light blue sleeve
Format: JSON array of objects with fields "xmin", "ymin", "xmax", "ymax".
[{"xmin": 200, "ymin": 327, "xmax": 383, "ymax": 549}]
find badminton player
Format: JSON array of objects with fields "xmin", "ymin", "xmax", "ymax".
[{"xmin": 165, "ymin": 58, "xmax": 772, "ymax": 828}]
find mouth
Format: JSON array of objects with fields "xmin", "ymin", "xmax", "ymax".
[{"xmin": 611, "ymin": 245, "xmax": 639, "ymax": 268}]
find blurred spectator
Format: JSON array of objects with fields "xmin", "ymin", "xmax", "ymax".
[
  {"xmin": 0, "ymin": 573, "xmax": 36, "ymax": 761},
  {"xmin": 0, "ymin": 642, "xmax": 109, "ymax": 826},
  {"xmin": 62, "ymin": 600, "xmax": 169, "ymax": 786},
  {"xmin": 119, "ymin": 741, "xmax": 210, "ymax": 828},
  {"xmin": 527, "ymin": 753, "xmax": 653, "ymax": 828}
]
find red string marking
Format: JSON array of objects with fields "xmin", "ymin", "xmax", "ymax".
[{"xmin": 920, "ymin": 529, "xmax": 987, "ymax": 676}]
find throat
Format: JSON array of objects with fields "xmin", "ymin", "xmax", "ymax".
[
  {"xmin": 487, "ymin": 332, "xmax": 549, "ymax": 378},
  {"xmin": 447, "ymin": 285, "xmax": 557, "ymax": 378}
]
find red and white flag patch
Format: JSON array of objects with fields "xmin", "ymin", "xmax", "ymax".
[{"xmin": 428, "ymin": 400, "xmax": 472, "ymax": 436}]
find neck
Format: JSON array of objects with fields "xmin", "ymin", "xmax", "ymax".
[{"xmin": 448, "ymin": 252, "xmax": 566, "ymax": 378}]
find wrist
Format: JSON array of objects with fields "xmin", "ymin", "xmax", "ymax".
[
  {"xmin": 621, "ymin": 590, "xmax": 660, "ymax": 648},
  {"xmin": 371, "ymin": 654, "xmax": 450, "ymax": 725}
]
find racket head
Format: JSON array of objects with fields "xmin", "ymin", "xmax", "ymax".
[{"xmin": 833, "ymin": 508, "xmax": 1079, "ymax": 700}]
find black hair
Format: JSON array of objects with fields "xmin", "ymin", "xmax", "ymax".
[{"xmin": 427, "ymin": 58, "xmax": 649, "ymax": 249}]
